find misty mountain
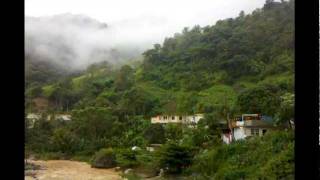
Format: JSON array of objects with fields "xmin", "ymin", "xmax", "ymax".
[{"xmin": 25, "ymin": 13, "xmax": 145, "ymax": 72}]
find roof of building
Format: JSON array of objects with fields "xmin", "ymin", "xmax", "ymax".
[
  {"xmin": 153, "ymin": 113, "xmax": 204, "ymax": 117},
  {"xmin": 26, "ymin": 113, "xmax": 41, "ymax": 119},
  {"xmin": 230, "ymin": 114, "xmax": 275, "ymax": 128}
]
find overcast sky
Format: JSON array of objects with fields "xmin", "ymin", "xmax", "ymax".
[
  {"xmin": 26, "ymin": 0, "xmax": 267, "ymax": 41},
  {"xmin": 26, "ymin": 0, "xmax": 271, "ymax": 69}
]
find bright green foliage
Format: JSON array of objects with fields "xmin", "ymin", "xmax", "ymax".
[
  {"xmin": 139, "ymin": 0, "xmax": 294, "ymax": 91},
  {"xmin": 42, "ymin": 85, "xmax": 55, "ymax": 97},
  {"xmin": 237, "ymin": 84, "xmax": 281, "ymax": 115}
]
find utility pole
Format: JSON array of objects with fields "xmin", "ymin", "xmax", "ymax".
[
  {"xmin": 224, "ymin": 93, "xmax": 234, "ymax": 142},
  {"xmin": 224, "ymin": 93, "xmax": 228, "ymax": 124}
]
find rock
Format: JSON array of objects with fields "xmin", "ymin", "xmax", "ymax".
[
  {"xmin": 115, "ymin": 167, "xmax": 121, "ymax": 171},
  {"xmin": 159, "ymin": 169, "xmax": 164, "ymax": 177},
  {"xmin": 91, "ymin": 148, "xmax": 117, "ymax": 168},
  {"xmin": 131, "ymin": 146, "xmax": 141, "ymax": 151},
  {"xmin": 124, "ymin": 168, "xmax": 133, "ymax": 174}
]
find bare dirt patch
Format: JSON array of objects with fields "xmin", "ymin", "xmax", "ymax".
[{"xmin": 25, "ymin": 160, "xmax": 122, "ymax": 180}]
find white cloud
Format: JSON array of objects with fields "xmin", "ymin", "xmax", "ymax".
[
  {"xmin": 25, "ymin": 0, "xmax": 267, "ymax": 70},
  {"xmin": 26, "ymin": 0, "xmax": 266, "ymax": 38}
]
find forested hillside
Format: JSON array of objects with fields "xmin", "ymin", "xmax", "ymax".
[
  {"xmin": 25, "ymin": 1, "xmax": 294, "ymax": 179},
  {"xmin": 138, "ymin": 0, "xmax": 294, "ymax": 115}
]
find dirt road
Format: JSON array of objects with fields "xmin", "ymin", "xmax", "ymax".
[{"xmin": 25, "ymin": 160, "xmax": 122, "ymax": 180}]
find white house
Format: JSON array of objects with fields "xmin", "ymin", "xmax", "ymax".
[
  {"xmin": 26, "ymin": 113, "xmax": 72, "ymax": 128},
  {"xmin": 26, "ymin": 113, "xmax": 41, "ymax": 120},
  {"xmin": 231, "ymin": 114, "xmax": 275, "ymax": 141},
  {"xmin": 151, "ymin": 114, "xmax": 204, "ymax": 124},
  {"xmin": 55, "ymin": 114, "xmax": 72, "ymax": 121},
  {"xmin": 26, "ymin": 113, "xmax": 41, "ymax": 128}
]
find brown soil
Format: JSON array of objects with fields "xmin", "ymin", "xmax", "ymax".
[{"xmin": 25, "ymin": 160, "xmax": 122, "ymax": 180}]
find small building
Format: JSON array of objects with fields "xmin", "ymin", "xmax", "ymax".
[
  {"xmin": 55, "ymin": 114, "xmax": 72, "ymax": 121},
  {"xmin": 231, "ymin": 114, "xmax": 275, "ymax": 141},
  {"xmin": 26, "ymin": 113, "xmax": 41, "ymax": 120},
  {"xmin": 151, "ymin": 114, "xmax": 204, "ymax": 124},
  {"xmin": 146, "ymin": 144, "xmax": 162, "ymax": 152},
  {"xmin": 26, "ymin": 113, "xmax": 72, "ymax": 128},
  {"xmin": 26, "ymin": 113, "xmax": 41, "ymax": 128}
]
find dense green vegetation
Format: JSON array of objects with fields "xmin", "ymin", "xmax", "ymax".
[
  {"xmin": 190, "ymin": 131, "xmax": 294, "ymax": 179},
  {"xmin": 25, "ymin": 1, "xmax": 294, "ymax": 179}
]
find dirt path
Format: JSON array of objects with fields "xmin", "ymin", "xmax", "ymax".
[{"xmin": 25, "ymin": 160, "xmax": 122, "ymax": 180}]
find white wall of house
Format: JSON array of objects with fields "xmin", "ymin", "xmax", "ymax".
[
  {"xmin": 151, "ymin": 115, "xmax": 184, "ymax": 123},
  {"xmin": 56, "ymin": 114, "xmax": 71, "ymax": 121},
  {"xmin": 233, "ymin": 127, "xmax": 247, "ymax": 140},
  {"xmin": 222, "ymin": 133, "xmax": 232, "ymax": 144},
  {"xmin": 146, "ymin": 147, "xmax": 155, "ymax": 152},
  {"xmin": 27, "ymin": 113, "xmax": 72, "ymax": 123},
  {"xmin": 26, "ymin": 113, "xmax": 41, "ymax": 128},
  {"xmin": 151, "ymin": 114, "xmax": 204, "ymax": 124},
  {"xmin": 27, "ymin": 113, "xmax": 41, "ymax": 120},
  {"xmin": 233, "ymin": 127, "xmax": 269, "ymax": 140}
]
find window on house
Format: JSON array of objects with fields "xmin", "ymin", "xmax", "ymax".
[
  {"xmin": 255, "ymin": 129, "xmax": 259, "ymax": 135},
  {"xmin": 251, "ymin": 128, "xmax": 259, "ymax": 136},
  {"xmin": 179, "ymin": 116, "xmax": 182, "ymax": 120},
  {"xmin": 172, "ymin": 116, "xmax": 175, "ymax": 120}
]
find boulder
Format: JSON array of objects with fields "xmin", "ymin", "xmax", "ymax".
[
  {"xmin": 159, "ymin": 169, "xmax": 164, "ymax": 177},
  {"xmin": 91, "ymin": 148, "xmax": 117, "ymax": 168},
  {"xmin": 124, "ymin": 168, "xmax": 133, "ymax": 174}
]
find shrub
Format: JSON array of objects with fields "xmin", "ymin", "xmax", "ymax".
[
  {"xmin": 51, "ymin": 128, "xmax": 77, "ymax": 154},
  {"xmin": 91, "ymin": 148, "xmax": 117, "ymax": 168},
  {"xmin": 164, "ymin": 124, "xmax": 183, "ymax": 141},
  {"xmin": 135, "ymin": 150, "xmax": 159, "ymax": 177},
  {"xmin": 143, "ymin": 124, "xmax": 166, "ymax": 144},
  {"xmin": 157, "ymin": 141, "xmax": 194, "ymax": 174},
  {"xmin": 189, "ymin": 131, "xmax": 294, "ymax": 179},
  {"xmin": 116, "ymin": 148, "xmax": 139, "ymax": 168},
  {"xmin": 256, "ymin": 142, "xmax": 294, "ymax": 179}
]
